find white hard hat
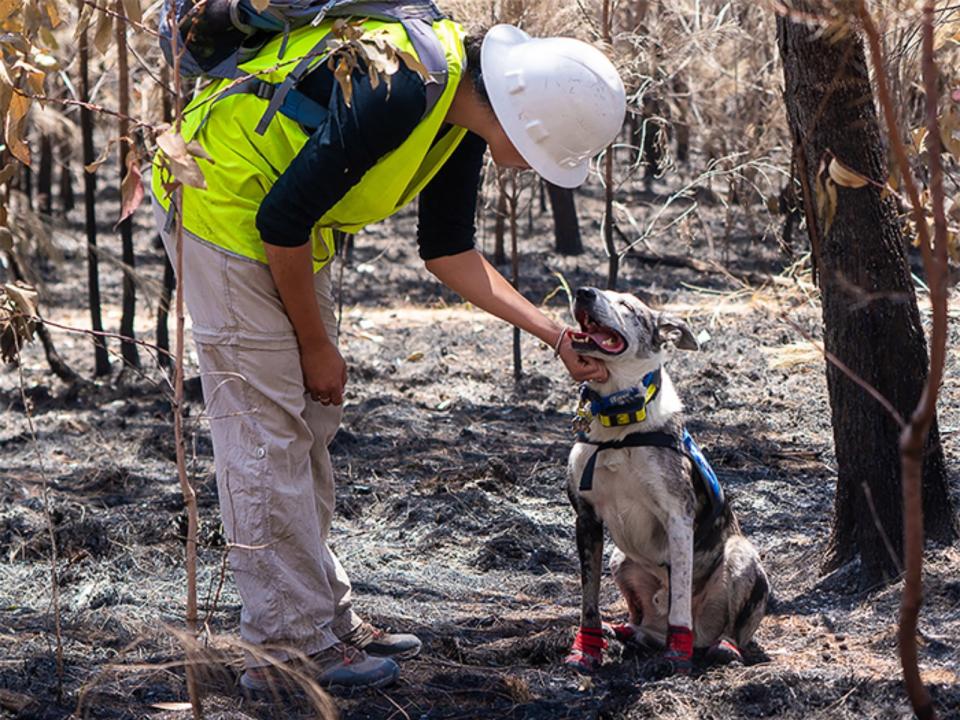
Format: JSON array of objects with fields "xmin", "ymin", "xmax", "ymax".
[{"xmin": 480, "ymin": 24, "xmax": 626, "ymax": 188}]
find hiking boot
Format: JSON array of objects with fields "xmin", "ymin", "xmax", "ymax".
[
  {"xmin": 240, "ymin": 642, "xmax": 399, "ymax": 695},
  {"xmin": 341, "ymin": 620, "xmax": 422, "ymax": 660}
]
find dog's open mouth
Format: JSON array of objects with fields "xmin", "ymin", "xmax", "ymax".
[{"xmin": 570, "ymin": 308, "xmax": 627, "ymax": 355}]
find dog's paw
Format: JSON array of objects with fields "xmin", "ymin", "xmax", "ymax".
[
  {"xmin": 565, "ymin": 626, "xmax": 606, "ymax": 674},
  {"xmin": 650, "ymin": 649, "xmax": 693, "ymax": 678},
  {"xmin": 703, "ymin": 638, "xmax": 743, "ymax": 666},
  {"xmin": 603, "ymin": 622, "xmax": 660, "ymax": 651},
  {"xmin": 660, "ymin": 625, "xmax": 694, "ymax": 676},
  {"xmin": 564, "ymin": 649, "xmax": 602, "ymax": 674},
  {"xmin": 602, "ymin": 622, "xmax": 636, "ymax": 644}
]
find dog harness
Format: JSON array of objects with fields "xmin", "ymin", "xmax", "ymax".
[
  {"xmin": 573, "ymin": 375, "xmax": 725, "ymax": 520},
  {"xmin": 574, "ymin": 369, "xmax": 661, "ymax": 431}
]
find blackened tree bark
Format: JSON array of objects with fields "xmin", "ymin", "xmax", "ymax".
[
  {"xmin": 79, "ymin": 7, "xmax": 110, "ymax": 376},
  {"xmin": 777, "ymin": 11, "xmax": 956, "ymax": 587},
  {"xmin": 37, "ymin": 134, "xmax": 52, "ymax": 215},
  {"xmin": 59, "ymin": 140, "xmax": 75, "ymax": 215},
  {"xmin": 494, "ymin": 181, "xmax": 507, "ymax": 265},
  {"xmin": 116, "ymin": 0, "xmax": 139, "ymax": 369},
  {"xmin": 545, "ymin": 182, "xmax": 582, "ymax": 255},
  {"xmin": 156, "ymin": 64, "xmax": 174, "ymax": 370}
]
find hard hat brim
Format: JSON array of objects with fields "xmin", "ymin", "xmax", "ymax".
[{"xmin": 480, "ymin": 25, "xmax": 591, "ymax": 189}]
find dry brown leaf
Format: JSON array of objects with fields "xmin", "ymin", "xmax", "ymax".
[
  {"xmin": 23, "ymin": 66, "xmax": 45, "ymax": 97},
  {"xmin": 0, "ymin": 0, "xmax": 22, "ymax": 22},
  {"xmin": 120, "ymin": 0, "xmax": 140, "ymax": 24},
  {"xmin": 396, "ymin": 48, "xmax": 429, "ymax": 81},
  {"xmin": 185, "ymin": 140, "xmax": 212, "ymax": 161},
  {"xmin": 74, "ymin": 2, "xmax": 92, "ymax": 37},
  {"xmin": 814, "ymin": 165, "xmax": 839, "ymax": 238},
  {"xmin": 116, "ymin": 144, "xmax": 143, "ymax": 228},
  {"xmin": 43, "ymin": 0, "xmax": 59, "ymax": 27},
  {"xmin": 84, "ymin": 137, "xmax": 115, "ymax": 173},
  {"xmin": 0, "ymin": 163, "xmax": 16, "ymax": 186},
  {"xmin": 332, "ymin": 55, "xmax": 353, "ymax": 107},
  {"xmin": 827, "ymin": 156, "xmax": 868, "ymax": 189},
  {"xmin": 4, "ymin": 91, "xmax": 31, "ymax": 165},
  {"xmin": 156, "ymin": 128, "xmax": 208, "ymax": 189},
  {"xmin": 911, "ymin": 126, "xmax": 928, "ymax": 156},
  {"xmin": 92, "ymin": 8, "xmax": 112, "ymax": 55},
  {"xmin": 1, "ymin": 281, "xmax": 39, "ymax": 363}
]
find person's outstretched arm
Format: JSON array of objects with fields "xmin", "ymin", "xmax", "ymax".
[{"xmin": 425, "ymin": 249, "xmax": 608, "ymax": 382}]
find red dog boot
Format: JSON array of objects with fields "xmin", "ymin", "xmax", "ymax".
[
  {"xmin": 603, "ymin": 622, "xmax": 637, "ymax": 644},
  {"xmin": 564, "ymin": 625, "xmax": 607, "ymax": 673},
  {"xmin": 662, "ymin": 625, "xmax": 694, "ymax": 675},
  {"xmin": 704, "ymin": 638, "xmax": 743, "ymax": 666}
]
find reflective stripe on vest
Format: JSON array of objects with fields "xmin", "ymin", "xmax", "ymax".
[{"xmin": 151, "ymin": 18, "xmax": 467, "ymax": 271}]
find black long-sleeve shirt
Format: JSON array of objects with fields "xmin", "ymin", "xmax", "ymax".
[{"xmin": 255, "ymin": 62, "xmax": 487, "ymax": 260}]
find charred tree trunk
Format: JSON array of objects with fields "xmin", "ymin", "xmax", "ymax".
[
  {"xmin": 602, "ymin": 0, "xmax": 618, "ymax": 289},
  {"xmin": 156, "ymin": 64, "xmax": 174, "ymax": 370},
  {"xmin": 59, "ymin": 141, "xmax": 75, "ymax": 215},
  {"xmin": 777, "ymin": 11, "xmax": 956, "ymax": 587},
  {"xmin": 546, "ymin": 182, "xmax": 582, "ymax": 255},
  {"xmin": 157, "ymin": 247, "xmax": 174, "ymax": 370},
  {"xmin": 19, "ymin": 163, "xmax": 33, "ymax": 210},
  {"xmin": 38, "ymin": 134, "xmax": 53, "ymax": 216},
  {"xmin": 79, "ymin": 8, "xmax": 110, "ymax": 377},
  {"xmin": 494, "ymin": 181, "xmax": 507, "ymax": 265},
  {"xmin": 116, "ymin": 0, "xmax": 140, "ymax": 369}
]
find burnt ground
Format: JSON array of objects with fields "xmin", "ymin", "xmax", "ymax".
[{"xmin": 1, "ymin": 168, "xmax": 959, "ymax": 720}]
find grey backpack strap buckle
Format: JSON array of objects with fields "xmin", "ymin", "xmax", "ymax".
[{"xmin": 255, "ymin": 35, "xmax": 333, "ymax": 135}]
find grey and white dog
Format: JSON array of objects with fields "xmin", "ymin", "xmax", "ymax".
[{"xmin": 563, "ymin": 287, "xmax": 768, "ymax": 675}]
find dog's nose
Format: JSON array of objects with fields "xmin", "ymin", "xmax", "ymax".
[{"xmin": 576, "ymin": 287, "xmax": 597, "ymax": 303}]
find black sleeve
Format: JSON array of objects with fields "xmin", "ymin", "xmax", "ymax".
[
  {"xmin": 416, "ymin": 131, "xmax": 487, "ymax": 261},
  {"xmin": 256, "ymin": 64, "xmax": 427, "ymax": 247}
]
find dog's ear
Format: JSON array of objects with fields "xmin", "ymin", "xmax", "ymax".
[{"xmin": 655, "ymin": 313, "xmax": 699, "ymax": 351}]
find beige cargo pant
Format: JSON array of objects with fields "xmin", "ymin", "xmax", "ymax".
[{"xmin": 156, "ymin": 205, "xmax": 361, "ymax": 667}]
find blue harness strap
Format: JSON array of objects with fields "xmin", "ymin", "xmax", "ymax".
[{"xmin": 681, "ymin": 429, "xmax": 725, "ymax": 517}]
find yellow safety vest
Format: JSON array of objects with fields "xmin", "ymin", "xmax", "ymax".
[{"xmin": 152, "ymin": 17, "xmax": 467, "ymax": 271}]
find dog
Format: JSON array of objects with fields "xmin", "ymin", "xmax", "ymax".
[{"xmin": 563, "ymin": 287, "xmax": 768, "ymax": 675}]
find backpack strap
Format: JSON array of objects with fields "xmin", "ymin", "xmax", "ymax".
[
  {"xmin": 216, "ymin": 76, "xmax": 329, "ymax": 130},
  {"xmin": 212, "ymin": 11, "xmax": 450, "ymax": 134},
  {"xmin": 254, "ymin": 33, "xmax": 335, "ymax": 134},
  {"xmin": 398, "ymin": 17, "xmax": 448, "ymax": 114}
]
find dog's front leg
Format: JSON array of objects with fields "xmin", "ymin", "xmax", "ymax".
[
  {"xmin": 565, "ymin": 499, "xmax": 606, "ymax": 673},
  {"xmin": 664, "ymin": 514, "xmax": 695, "ymax": 674}
]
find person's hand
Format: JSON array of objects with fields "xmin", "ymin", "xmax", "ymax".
[
  {"xmin": 300, "ymin": 339, "xmax": 348, "ymax": 405},
  {"xmin": 557, "ymin": 332, "xmax": 609, "ymax": 383}
]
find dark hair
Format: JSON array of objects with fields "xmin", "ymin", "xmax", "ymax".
[{"xmin": 463, "ymin": 34, "xmax": 490, "ymax": 107}]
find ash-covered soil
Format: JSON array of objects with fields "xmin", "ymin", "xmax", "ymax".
[{"xmin": 1, "ymin": 172, "xmax": 958, "ymax": 720}]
